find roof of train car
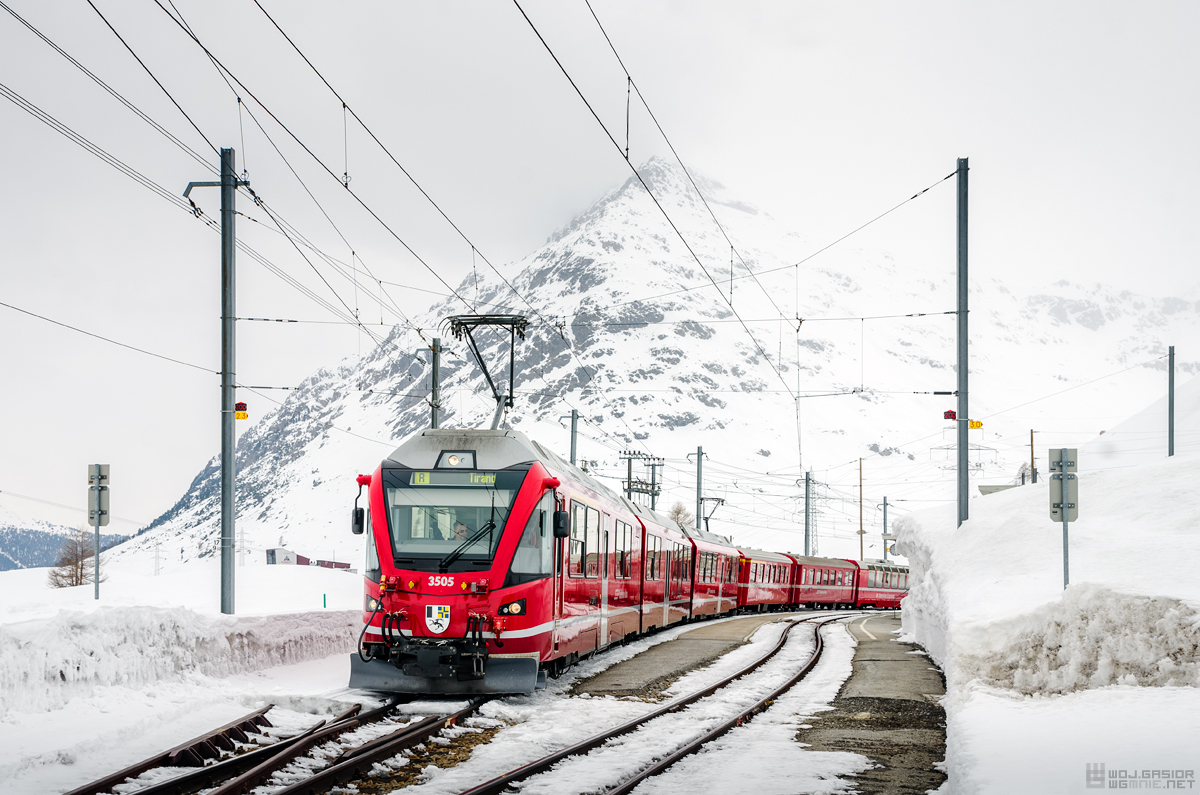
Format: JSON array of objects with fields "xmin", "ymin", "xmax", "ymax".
[
  {"xmin": 737, "ymin": 547, "xmax": 795, "ymax": 564},
  {"xmin": 788, "ymin": 555, "xmax": 859, "ymax": 569},
  {"xmin": 847, "ymin": 558, "xmax": 911, "ymax": 570},
  {"xmin": 681, "ymin": 525, "xmax": 738, "ymax": 551}
]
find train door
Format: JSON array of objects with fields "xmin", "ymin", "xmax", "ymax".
[{"xmin": 600, "ymin": 513, "xmax": 610, "ymax": 648}]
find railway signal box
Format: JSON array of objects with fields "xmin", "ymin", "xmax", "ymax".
[
  {"xmin": 87, "ymin": 464, "xmax": 110, "ymax": 527},
  {"xmin": 1048, "ymin": 448, "xmax": 1078, "ymax": 522}
]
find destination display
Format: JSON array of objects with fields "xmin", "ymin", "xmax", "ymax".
[{"xmin": 407, "ymin": 470, "xmax": 498, "ymax": 487}]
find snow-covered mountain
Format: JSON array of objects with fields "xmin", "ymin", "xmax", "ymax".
[
  {"xmin": 110, "ymin": 158, "xmax": 1200, "ymax": 565},
  {"xmin": 0, "ymin": 504, "xmax": 126, "ymax": 571}
]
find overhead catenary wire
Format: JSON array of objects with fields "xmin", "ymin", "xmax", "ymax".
[
  {"xmin": 84, "ymin": 0, "xmax": 218, "ymax": 157},
  {"xmin": 511, "ymin": 0, "xmax": 795, "ymax": 400},
  {"xmin": 236, "ymin": 0, "xmax": 654, "ymax": 454},
  {"xmin": 583, "ymin": 0, "xmax": 793, "ymax": 329}
]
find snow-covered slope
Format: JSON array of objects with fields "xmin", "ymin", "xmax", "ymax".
[
  {"xmin": 110, "ymin": 158, "xmax": 1200, "ymax": 567},
  {"xmin": 895, "ymin": 381, "xmax": 1200, "ymax": 794}
]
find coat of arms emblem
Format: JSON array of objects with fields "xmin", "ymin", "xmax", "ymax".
[{"xmin": 426, "ymin": 605, "xmax": 451, "ymax": 634}]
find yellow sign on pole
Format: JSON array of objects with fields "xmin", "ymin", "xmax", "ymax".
[{"xmin": 968, "ymin": 420, "xmax": 983, "ymax": 429}]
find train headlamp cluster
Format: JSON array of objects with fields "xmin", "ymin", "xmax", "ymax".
[
  {"xmin": 497, "ymin": 599, "xmax": 525, "ymax": 616},
  {"xmin": 436, "ymin": 450, "xmax": 475, "ymax": 469},
  {"xmin": 365, "ymin": 596, "xmax": 381, "ymax": 612}
]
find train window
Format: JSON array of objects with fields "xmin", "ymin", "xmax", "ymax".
[
  {"xmin": 569, "ymin": 502, "xmax": 587, "ymax": 577},
  {"xmin": 507, "ymin": 493, "xmax": 554, "ymax": 585},
  {"xmin": 614, "ymin": 521, "xmax": 629, "ymax": 579},
  {"xmin": 364, "ymin": 512, "xmax": 380, "ymax": 584},
  {"xmin": 585, "ymin": 507, "xmax": 601, "ymax": 578}
]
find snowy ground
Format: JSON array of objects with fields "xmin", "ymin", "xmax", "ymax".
[
  {"xmin": 896, "ymin": 387, "xmax": 1200, "ymax": 794},
  {"xmin": 375, "ymin": 614, "xmax": 869, "ymax": 795},
  {"xmin": 0, "ymin": 556, "xmax": 365, "ymax": 793},
  {"xmin": 1, "ymin": 587, "xmax": 872, "ymax": 795}
]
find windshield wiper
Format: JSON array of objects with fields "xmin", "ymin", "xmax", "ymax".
[{"xmin": 438, "ymin": 519, "xmax": 496, "ymax": 573}]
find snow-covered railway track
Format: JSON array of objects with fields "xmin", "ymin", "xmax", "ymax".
[
  {"xmin": 459, "ymin": 613, "xmax": 863, "ymax": 795},
  {"xmin": 64, "ymin": 697, "xmax": 472, "ymax": 795}
]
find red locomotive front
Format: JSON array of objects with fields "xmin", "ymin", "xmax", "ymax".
[{"xmin": 349, "ymin": 430, "xmax": 565, "ymax": 695}]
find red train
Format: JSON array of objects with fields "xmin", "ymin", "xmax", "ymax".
[{"xmin": 348, "ymin": 429, "xmax": 908, "ymax": 694}]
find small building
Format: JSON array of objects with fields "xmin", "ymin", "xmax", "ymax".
[
  {"xmin": 266, "ymin": 547, "xmax": 309, "ymax": 565},
  {"xmin": 266, "ymin": 548, "xmax": 350, "ymax": 569}
]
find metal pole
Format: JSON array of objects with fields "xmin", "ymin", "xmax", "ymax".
[
  {"xmin": 431, "ymin": 337, "xmax": 441, "ymax": 429},
  {"xmin": 804, "ymin": 471, "xmax": 811, "ymax": 556},
  {"xmin": 882, "ymin": 496, "xmax": 889, "ymax": 562},
  {"xmin": 1169, "ymin": 345, "xmax": 1174, "ymax": 456},
  {"xmin": 93, "ymin": 463, "xmax": 100, "ymax": 600},
  {"xmin": 956, "ymin": 157, "xmax": 969, "ymax": 527},
  {"xmin": 1062, "ymin": 449, "xmax": 1069, "ymax": 590},
  {"xmin": 858, "ymin": 457, "xmax": 864, "ymax": 560},
  {"xmin": 650, "ymin": 461, "xmax": 658, "ymax": 510},
  {"xmin": 220, "ymin": 148, "xmax": 236, "ymax": 616},
  {"xmin": 695, "ymin": 445, "xmax": 703, "ymax": 532},
  {"xmin": 569, "ymin": 409, "xmax": 578, "ymax": 465},
  {"xmin": 1030, "ymin": 429, "xmax": 1036, "ymax": 483}
]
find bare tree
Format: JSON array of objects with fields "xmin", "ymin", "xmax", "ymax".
[
  {"xmin": 667, "ymin": 501, "xmax": 694, "ymax": 530},
  {"xmin": 47, "ymin": 526, "xmax": 106, "ymax": 588}
]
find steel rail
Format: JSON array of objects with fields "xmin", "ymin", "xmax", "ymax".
[
  {"xmin": 61, "ymin": 704, "xmax": 275, "ymax": 795},
  {"xmin": 459, "ymin": 612, "xmax": 842, "ymax": 795},
  {"xmin": 604, "ymin": 614, "xmax": 852, "ymax": 794},
  {"xmin": 269, "ymin": 700, "xmax": 488, "ymax": 795},
  {"xmin": 88, "ymin": 700, "xmax": 402, "ymax": 795}
]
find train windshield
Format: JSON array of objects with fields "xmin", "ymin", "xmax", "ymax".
[{"xmin": 382, "ymin": 467, "xmax": 529, "ymax": 573}]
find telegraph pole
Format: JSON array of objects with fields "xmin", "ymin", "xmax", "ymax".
[
  {"xmin": 1169, "ymin": 345, "xmax": 1175, "ymax": 456},
  {"xmin": 569, "ymin": 409, "xmax": 578, "ymax": 465},
  {"xmin": 956, "ymin": 157, "xmax": 970, "ymax": 527},
  {"xmin": 803, "ymin": 471, "xmax": 812, "ymax": 556},
  {"xmin": 694, "ymin": 446, "xmax": 704, "ymax": 531},
  {"xmin": 431, "ymin": 337, "xmax": 441, "ymax": 429},
  {"xmin": 858, "ymin": 458, "xmax": 865, "ymax": 560},
  {"xmin": 1030, "ymin": 430, "xmax": 1037, "ymax": 483},
  {"xmin": 219, "ymin": 149, "xmax": 237, "ymax": 615},
  {"xmin": 882, "ymin": 496, "xmax": 889, "ymax": 562},
  {"xmin": 186, "ymin": 148, "xmax": 244, "ymax": 615}
]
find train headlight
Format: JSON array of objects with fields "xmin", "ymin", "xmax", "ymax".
[
  {"xmin": 498, "ymin": 599, "xmax": 526, "ymax": 616},
  {"xmin": 365, "ymin": 596, "xmax": 381, "ymax": 612}
]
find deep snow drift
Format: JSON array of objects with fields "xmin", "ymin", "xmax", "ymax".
[{"xmin": 896, "ymin": 383, "xmax": 1200, "ymax": 794}]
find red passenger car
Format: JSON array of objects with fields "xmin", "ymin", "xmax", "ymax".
[
  {"xmin": 848, "ymin": 559, "xmax": 909, "ymax": 609},
  {"xmin": 792, "ymin": 556, "xmax": 858, "ymax": 609},
  {"xmin": 736, "ymin": 548, "xmax": 795, "ymax": 611}
]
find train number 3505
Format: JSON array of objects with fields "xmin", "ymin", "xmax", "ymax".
[{"xmin": 427, "ymin": 575, "xmax": 455, "ymax": 588}]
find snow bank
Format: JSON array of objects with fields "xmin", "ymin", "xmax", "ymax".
[
  {"xmin": 0, "ymin": 606, "xmax": 358, "ymax": 715},
  {"xmin": 896, "ymin": 421, "xmax": 1200, "ymax": 791},
  {"xmin": 957, "ymin": 584, "xmax": 1200, "ymax": 694}
]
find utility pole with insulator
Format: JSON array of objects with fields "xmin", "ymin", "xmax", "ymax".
[
  {"xmin": 1169, "ymin": 345, "xmax": 1175, "ymax": 457},
  {"xmin": 956, "ymin": 157, "xmax": 970, "ymax": 527},
  {"xmin": 803, "ymin": 471, "xmax": 811, "ymax": 557},
  {"xmin": 431, "ymin": 337, "xmax": 441, "ymax": 429},
  {"xmin": 185, "ymin": 147, "xmax": 247, "ymax": 615}
]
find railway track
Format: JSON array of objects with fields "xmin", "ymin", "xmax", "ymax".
[
  {"xmin": 62, "ymin": 696, "xmax": 483, "ymax": 795},
  {"xmin": 65, "ymin": 611, "xmax": 862, "ymax": 795},
  {"xmin": 459, "ymin": 612, "xmax": 862, "ymax": 795}
]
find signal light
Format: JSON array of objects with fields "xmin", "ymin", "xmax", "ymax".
[{"xmin": 235, "ymin": 401, "xmax": 248, "ymax": 421}]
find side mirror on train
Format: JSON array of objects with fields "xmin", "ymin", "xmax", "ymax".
[
  {"xmin": 553, "ymin": 510, "xmax": 570, "ymax": 539},
  {"xmin": 351, "ymin": 507, "xmax": 365, "ymax": 535}
]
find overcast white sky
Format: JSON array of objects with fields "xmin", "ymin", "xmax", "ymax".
[{"xmin": 2, "ymin": 0, "xmax": 1198, "ymax": 529}]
